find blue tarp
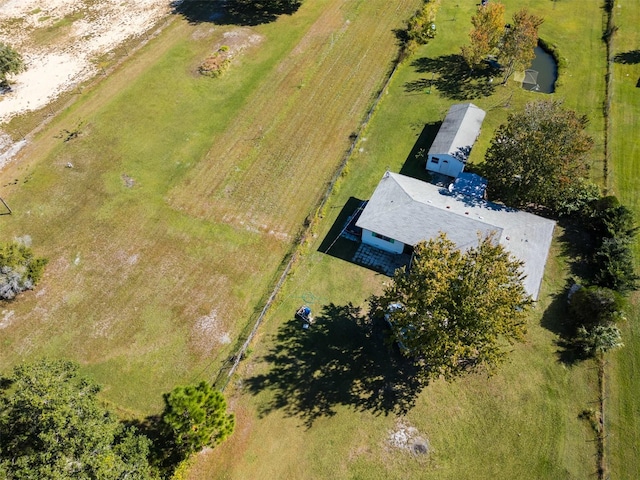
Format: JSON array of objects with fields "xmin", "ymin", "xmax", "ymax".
[{"xmin": 451, "ymin": 172, "xmax": 488, "ymax": 199}]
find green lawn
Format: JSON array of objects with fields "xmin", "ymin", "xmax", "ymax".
[
  {"xmin": 0, "ymin": 0, "xmax": 421, "ymax": 416},
  {"xmin": 0, "ymin": 0, "xmax": 634, "ymax": 477},
  {"xmin": 607, "ymin": 1, "xmax": 640, "ymax": 477},
  {"xmin": 187, "ymin": 0, "xmax": 614, "ymax": 478}
]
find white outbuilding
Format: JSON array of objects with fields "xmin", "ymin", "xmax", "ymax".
[{"xmin": 426, "ymin": 103, "xmax": 486, "ymax": 178}]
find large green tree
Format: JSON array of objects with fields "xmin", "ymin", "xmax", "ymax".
[
  {"xmin": 0, "ymin": 241, "xmax": 48, "ymax": 300},
  {"xmin": 592, "ymin": 237, "xmax": 639, "ymax": 292},
  {"xmin": 484, "ymin": 100, "xmax": 594, "ymax": 212},
  {"xmin": 372, "ymin": 233, "xmax": 531, "ymax": 383},
  {"xmin": 461, "ymin": 2, "xmax": 506, "ymax": 68},
  {"xmin": 0, "ymin": 43, "xmax": 24, "ymax": 86},
  {"xmin": 581, "ymin": 196, "xmax": 639, "ymax": 292},
  {"xmin": 499, "ymin": 9, "xmax": 543, "ymax": 84},
  {"xmin": 0, "ymin": 359, "xmax": 155, "ymax": 479},
  {"xmin": 585, "ymin": 196, "xmax": 638, "ymax": 241},
  {"xmin": 162, "ymin": 381, "xmax": 234, "ymax": 456}
]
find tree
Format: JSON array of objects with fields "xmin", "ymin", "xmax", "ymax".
[
  {"xmin": 461, "ymin": 3, "xmax": 506, "ymax": 68},
  {"xmin": 578, "ymin": 195, "xmax": 639, "ymax": 293},
  {"xmin": 575, "ymin": 324, "xmax": 623, "ymax": 357},
  {"xmin": 499, "ymin": 9, "xmax": 543, "ymax": 84},
  {"xmin": 0, "ymin": 359, "xmax": 156, "ymax": 479},
  {"xmin": 0, "ymin": 42, "xmax": 25, "ymax": 87},
  {"xmin": 585, "ymin": 195, "xmax": 638, "ymax": 240},
  {"xmin": 162, "ymin": 381, "xmax": 235, "ymax": 456},
  {"xmin": 484, "ymin": 100, "xmax": 594, "ymax": 212},
  {"xmin": 569, "ymin": 285, "xmax": 624, "ymax": 330},
  {"xmin": 0, "ymin": 241, "xmax": 48, "ymax": 300},
  {"xmin": 372, "ymin": 232, "xmax": 531, "ymax": 383},
  {"xmin": 552, "ymin": 180, "xmax": 600, "ymax": 217},
  {"xmin": 592, "ymin": 237, "xmax": 639, "ymax": 292},
  {"xmin": 404, "ymin": 0, "xmax": 441, "ymax": 56}
]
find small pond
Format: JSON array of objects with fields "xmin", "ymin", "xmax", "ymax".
[{"xmin": 522, "ymin": 45, "xmax": 557, "ymax": 93}]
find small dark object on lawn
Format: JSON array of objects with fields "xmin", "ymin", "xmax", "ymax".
[{"xmin": 296, "ymin": 305, "xmax": 314, "ymax": 327}]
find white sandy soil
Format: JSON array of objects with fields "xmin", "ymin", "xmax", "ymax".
[{"xmin": 0, "ymin": 0, "xmax": 172, "ymax": 124}]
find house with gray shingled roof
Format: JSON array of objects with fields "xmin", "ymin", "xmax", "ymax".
[
  {"xmin": 355, "ymin": 172, "xmax": 555, "ymax": 300},
  {"xmin": 426, "ymin": 103, "xmax": 486, "ymax": 178}
]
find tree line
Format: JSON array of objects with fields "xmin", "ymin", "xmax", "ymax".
[{"xmin": 0, "ymin": 359, "xmax": 234, "ymax": 479}]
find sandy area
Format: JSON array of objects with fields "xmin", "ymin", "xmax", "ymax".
[{"xmin": 0, "ymin": 0, "xmax": 173, "ymax": 124}]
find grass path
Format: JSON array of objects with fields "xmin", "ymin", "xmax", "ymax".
[{"xmin": 606, "ymin": 0, "xmax": 640, "ymax": 476}]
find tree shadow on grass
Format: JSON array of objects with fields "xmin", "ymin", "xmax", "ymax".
[
  {"xmin": 556, "ymin": 216, "xmax": 597, "ymax": 281},
  {"xmin": 540, "ymin": 282, "xmax": 590, "ymax": 366},
  {"xmin": 124, "ymin": 415, "xmax": 184, "ymax": 478},
  {"xmin": 614, "ymin": 50, "xmax": 640, "ymax": 64},
  {"xmin": 406, "ymin": 55, "xmax": 499, "ymax": 101},
  {"xmin": 245, "ymin": 303, "xmax": 424, "ymax": 427},
  {"xmin": 172, "ymin": 0, "xmax": 301, "ymax": 26}
]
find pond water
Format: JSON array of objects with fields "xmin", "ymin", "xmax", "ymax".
[{"xmin": 522, "ymin": 45, "xmax": 557, "ymax": 93}]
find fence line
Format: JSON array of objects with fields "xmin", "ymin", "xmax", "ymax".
[{"xmin": 220, "ymin": 49, "xmax": 407, "ymax": 391}]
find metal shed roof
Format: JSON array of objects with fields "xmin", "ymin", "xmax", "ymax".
[{"xmin": 427, "ymin": 103, "xmax": 486, "ymax": 162}]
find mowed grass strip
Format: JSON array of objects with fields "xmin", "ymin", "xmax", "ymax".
[
  {"xmin": 607, "ymin": 1, "xmax": 640, "ymax": 477},
  {"xmin": 169, "ymin": 0, "xmax": 420, "ymax": 236},
  {"xmin": 188, "ymin": 0, "xmax": 610, "ymax": 478}
]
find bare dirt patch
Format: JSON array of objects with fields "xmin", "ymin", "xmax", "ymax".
[
  {"xmin": 190, "ymin": 307, "xmax": 232, "ymax": 356},
  {"xmin": 0, "ymin": 0, "xmax": 172, "ymax": 124},
  {"xmin": 198, "ymin": 28, "xmax": 264, "ymax": 77},
  {"xmin": 0, "ymin": 309, "xmax": 14, "ymax": 329},
  {"xmin": 387, "ymin": 419, "xmax": 430, "ymax": 456}
]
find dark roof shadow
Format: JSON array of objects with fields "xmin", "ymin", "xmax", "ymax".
[
  {"xmin": 406, "ymin": 54, "xmax": 498, "ymax": 101},
  {"xmin": 172, "ymin": 0, "xmax": 301, "ymax": 26},
  {"xmin": 318, "ymin": 197, "xmax": 365, "ymax": 259},
  {"xmin": 244, "ymin": 303, "xmax": 424, "ymax": 427},
  {"xmin": 436, "ymin": 188, "xmax": 516, "ymax": 212},
  {"xmin": 318, "ymin": 197, "xmax": 410, "ymax": 276}
]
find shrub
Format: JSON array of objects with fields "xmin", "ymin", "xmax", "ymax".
[
  {"xmin": 568, "ymin": 285, "xmax": 624, "ymax": 329},
  {"xmin": 592, "ymin": 237, "xmax": 639, "ymax": 292},
  {"xmin": 199, "ymin": 47, "xmax": 232, "ymax": 78},
  {"xmin": 575, "ymin": 324, "xmax": 623, "ymax": 357},
  {"xmin": 162, "ymin": 381, "xmax": 234, "ymax": 456},
  {"xmin": 0, "ymin": 42, "xmax": 25, "ymax": 86},
  {"xmin": 0, "ymin": 242, "xmax": 48, "ymax": 300}
]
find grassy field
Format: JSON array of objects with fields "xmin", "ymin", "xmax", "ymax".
[
  {"xmin": 0, "ymin": 0, "xmax": 635, "ymax": 477},
  {"xmin": 607, "ymin": 0, "xmax": 640, "ymax": 476},
  {"xmin": 187, "ymin": 0, "xmax": 615, "ymax": 478},
  {"xmin": 0, "ymin": 0, "xmax": 421, "ymax": 416}
]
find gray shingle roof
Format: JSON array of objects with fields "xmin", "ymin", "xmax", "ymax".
[
  {"xmin": 428, "ymin": 103, "xmax": 486, "ymax": 162},
  {"xmin": 356, "ymin": 172, "xmax": 556, "ymax": 299}
]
